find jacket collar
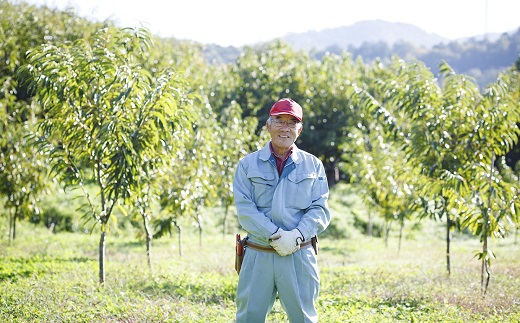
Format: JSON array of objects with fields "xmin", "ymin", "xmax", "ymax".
[{"xmin": 260, "ymin": 142, "xmax": 301, "ymax": 164}]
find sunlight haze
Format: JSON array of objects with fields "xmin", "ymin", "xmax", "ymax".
[{"xmin": 19, "ymin": 0, "xmax": 520, "ymax": 46}]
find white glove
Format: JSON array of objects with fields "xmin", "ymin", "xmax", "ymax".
[{"xmin": 269, "ymin": 228, "xmax": 304, "ymax": 256}]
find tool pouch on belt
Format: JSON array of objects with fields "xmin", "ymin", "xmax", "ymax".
[
  {"xmin": 311, "ymin": 236, "xmax": 318, "ymax": 255},
  {"xmin": 235, "ymin": 234, "xmax": 246, "ymax": 275}
]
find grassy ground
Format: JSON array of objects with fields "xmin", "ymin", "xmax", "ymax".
[{"xmin": 1, "ymin": 220, "xmax": 519, "ymax": 322}]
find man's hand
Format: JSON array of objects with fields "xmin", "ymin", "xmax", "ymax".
[{"xmin": 269, "ymin": 229, "xmax": 304, "ymax": 256}]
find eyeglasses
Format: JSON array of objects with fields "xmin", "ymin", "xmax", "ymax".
[{"xmin": 271, "ymin": 118, "xmax": 301, "ymax": 129}]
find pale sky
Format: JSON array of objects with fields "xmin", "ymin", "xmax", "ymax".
[{"xmin": 20, "ymin": 0, "xmax": 520, "ymax": 47}]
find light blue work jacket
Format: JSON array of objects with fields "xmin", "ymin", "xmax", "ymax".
[{"xmin": 233, "ymin": 142, "xmax": 331, "ymax": 246}]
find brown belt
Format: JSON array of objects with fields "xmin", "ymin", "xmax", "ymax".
[{"xmin": 245, "ymin": 239, "xmax": 313, "ymax": 253}]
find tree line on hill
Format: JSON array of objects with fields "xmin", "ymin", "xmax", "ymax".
[
  {"xmin": 204, "ymin": 26, "xmax": 520, "ymax": 90},
  {"xmin": 1, "ymin": 1, "xmax": 519, "ymax": 293}
]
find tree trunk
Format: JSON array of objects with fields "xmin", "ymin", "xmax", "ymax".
[
  {"xmin": 99, "ymin": 230, "xmax": 106, "ymax": 284},
  {"xmin": 384, "ymin": 221, "xmax": 390, "ymax": 248},
  {"xmin": 398, "ymin": 219, "xmax": 404, "ymax": 255},
  {"xmin": 481, "ymin": 234, "xmax": 491, "ymax": 295},
  {"xmin": 8, "ymin": 207, "xmax": 14, "ymax": 243},
  {"xmin": 367, "ymin": 208, "xmax": 373, "ymax": 237},
  {"xmin": 174, "ymin": 221, "xmax": 182, "ymax": 257},
  {"xmin": 12, "ymin": 212, "xmax": 16, "ymax": 240},
  {"xmin": 446, "ymin": 214, "xmax": 452, "ymax": 276},
  {"xmin": 326, "ymin": 164, "xmax": 339, "ymax": 188},
  {"xmin": 222, "ymin": 204, "xmax": 229, "ymax": 237},
  {"xmin": 9, "ymin": 206, "xmax": 19, "ymax": 241},
  {"xmin": 481, "ymin": 152, "xmax": 494, "ymax": 295},
  {"xmin": 198, "ymin": 218, "xmax": 203, "ymax": 247},
  {"xmin": 142, "ymin": 213, "xmax": 153, "ymax": 272}
]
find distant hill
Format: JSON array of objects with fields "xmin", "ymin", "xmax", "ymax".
[
  {"xmin": 203, "ymin": 20, "xmax": 520, "ymax": 89},
  {"xmin": 282, "ymin": 20, "xmax": 448, "ymax": 51}
]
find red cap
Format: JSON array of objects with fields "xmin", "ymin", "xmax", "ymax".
[{"xmin": 269, "ymin": 98, "xmax": 303, "ymax": 122}]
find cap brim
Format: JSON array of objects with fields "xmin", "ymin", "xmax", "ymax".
[{"xmin": 270, "ymin": 112, "xmax": 302, "ymax": 122}]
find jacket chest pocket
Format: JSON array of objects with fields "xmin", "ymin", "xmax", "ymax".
[
  {"xmin": 248, "ymin": 171, "xmax": 276, "ymax": 208},
  {"xmin": 286, "ymin": 172, "xmax": 317, "ymax": 209}
]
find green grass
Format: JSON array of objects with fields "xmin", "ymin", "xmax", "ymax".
[{"xmin": 1, "ymin": 220, "xmax": 519, "ymax": 323}]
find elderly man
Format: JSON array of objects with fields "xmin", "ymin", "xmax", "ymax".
[{"xmin": 233, "ymin": 98, "xmax": 331, "ymax": 322}]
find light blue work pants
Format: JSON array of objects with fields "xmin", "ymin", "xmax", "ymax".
[{"xmin": 235, "ymin": 246, "xmax": 319, "ymax": 323}]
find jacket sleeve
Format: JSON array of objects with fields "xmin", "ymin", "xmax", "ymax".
[
  {"xmin": 296, "ymin": 160, "xmax": 331, "ymax": 240},
  {"xmin": 233, "ymin": 160, "xmax": 279, "ymax": 242}
]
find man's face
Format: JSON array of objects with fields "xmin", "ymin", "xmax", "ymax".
[{"xmin": 267, "ymin": 114, "xmax": 303, "ymax": 151}]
